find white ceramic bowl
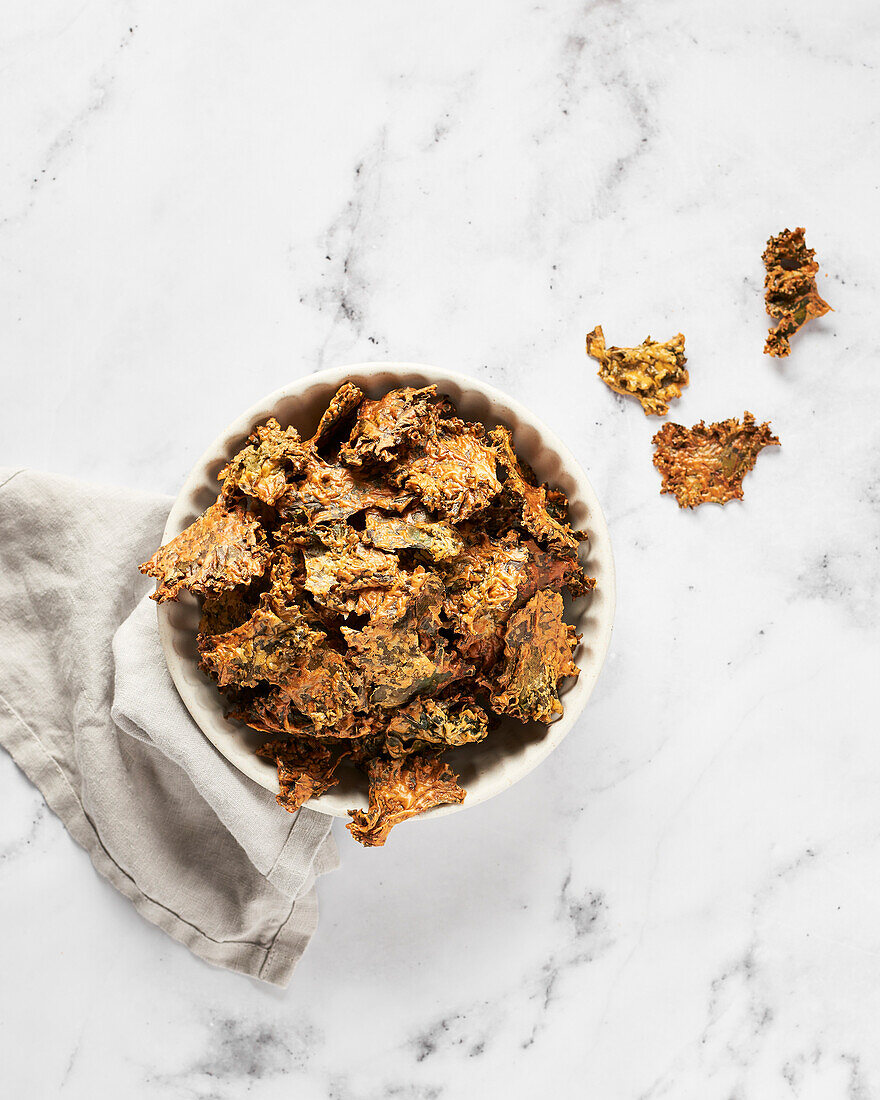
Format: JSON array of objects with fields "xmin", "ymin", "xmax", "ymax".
[{"xmin": 157, "ymin": 363, "xmax": 615, "ymax": 819}]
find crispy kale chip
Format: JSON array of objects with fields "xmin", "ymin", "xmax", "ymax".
[
  {"xmin": 652, "ymin": 412, "xmax": 780, "ymax": 508},
  {"xmin": 382, "ymin": 697, "xmax": 489, "ymax": 758},
  {"xmin": 241, "ymin": 648, "xmax": 362, "ymax": 734},
  {"xmin": 219, "ymin": 417, "xmax": 309, "ymax": 505},
  {"xmin": 763, "ymin": 227, "xmax": 831, "ymax": 358},
  {"xmin": 586, "ymin": 325, "xmax": 688, "ymax": 416},
  {"xmin": 363, "ymin": 508, "xmax": 464, "ymax": 562},
  {"xmin": 442, "ymin": 534, "xmax": 591, "ymax": 667},
  {"xmin": 258, "ymin": 738, "xmax": 347, "ymax": 813},
  {"xmin": 199, "ymin": 598, "xmax": 324, "ymax": 688},
  {"xmin": 140, "ymin": 501, "xmax": 269, "ymax": 602},
  {"xmin": 390, "ymin": 416, "xmax": 501, "ymax": 521},
  {"xmin": 347, "ymin": 755, "xmax": 466, "ymax": 846},
  {"xmin": 340, "ymin": 385, "xmax": 446, "ymax": 466},
  {"xmin": 341, "ymin": 386, "xmax": 500, "ymax": 520},
  {"xmin": 197, "ymin": 586, "xmax": 258, "ymax": 642},
  {"xmin": 489, "ymin": 426, "xmax": 581, "ymax": 556},
  {"xmin": 279, "ymin": 452, "xmax": 412, "ymax": 526},
  {"xmin": 310, "ymin": 382, "xmax": 364, "ymax": 449},
  {"xmin": 300, "ymin": 523, "xmax": 400, "ymax": 615},
  {"xmin": 489, "ymin": 590, "xmax": 579, "ymax": 724},
  {"xmin": 441, "ymin": 533, "xmax": 531, "ymax": 667},
  {"xmin": 343, "ymin": 571, "xmax": 464, "ymax": 708}
]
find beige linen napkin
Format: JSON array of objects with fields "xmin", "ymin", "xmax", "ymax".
[{"xmin": 0, "ymin": 467, "xmax": 338, "ymax": 986}]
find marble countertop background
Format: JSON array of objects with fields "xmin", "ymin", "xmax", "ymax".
[{"xmin": 2, "ymin": 1, "xmax": 878, "ymax": 1096}]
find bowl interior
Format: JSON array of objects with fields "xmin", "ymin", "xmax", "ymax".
[{"xmin": 157, "ymin": 363, "xmax": 615, "ymax": 819}]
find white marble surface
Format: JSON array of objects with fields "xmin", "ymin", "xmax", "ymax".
[{"xmin": 1, "ymin": 0, "xmax": 878, "ymax": 1096}]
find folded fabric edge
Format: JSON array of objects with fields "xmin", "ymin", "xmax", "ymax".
[
  {"xmin": 0, "ymin": 691, "xmax": 321, "ymax": 987},
  {"xmin": 266, "ymin": 804, "xmax": 340, "ymax": 895},
  {"xmin": 109, "ymin": 681, "xmax": 339, "ymax": 895},
  {"xmin": 0, "ymin": 468, "xmax": 26, "ymax": 492}
]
